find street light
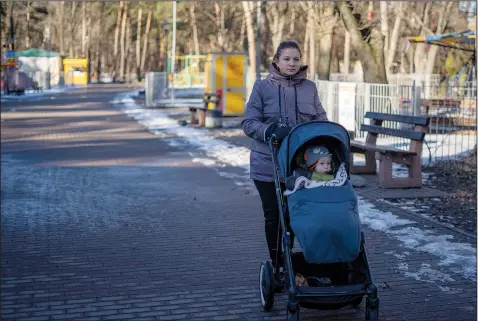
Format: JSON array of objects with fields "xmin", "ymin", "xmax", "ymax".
[{"xmin": 162, "ymin": 20, "xmax": 169, "ymax": 73}]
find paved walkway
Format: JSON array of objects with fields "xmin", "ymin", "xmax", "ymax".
[{"xmin": 1, "ymin": 85, "xmax": 476, "ymax": 321}]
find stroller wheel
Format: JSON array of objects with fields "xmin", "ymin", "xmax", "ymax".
[
  {"xmin": 259, "ymin": 261, "xmax": 274, "ymax": 311},
  {"xmin": 286, "ymin": 303, "xmax": 300, "ymax": 321},
  {"xmin": 365, "ymin": 298, "xmax": 379, "ymax": 320}
]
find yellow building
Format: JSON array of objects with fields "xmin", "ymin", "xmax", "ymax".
[{"xmin": 63, "ymin": 58, "xmax": 88, "ymax": 85}]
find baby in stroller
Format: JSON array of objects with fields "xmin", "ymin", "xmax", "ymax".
[{"xmin": 284, "ymin": 145, "xmax": 348, "ymax": 195}]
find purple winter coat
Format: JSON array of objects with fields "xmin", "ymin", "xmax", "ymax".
[{"xmin": 242, "ymin": 63, "xmax": 328, "ymax": 182}]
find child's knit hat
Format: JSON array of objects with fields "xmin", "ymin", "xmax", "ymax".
[{"xmin": 304, "ymin": 146, "xmax": 331, "ymax": 168}]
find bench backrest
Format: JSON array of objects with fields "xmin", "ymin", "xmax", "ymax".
[{"xmin": 361, "ymin": 112, "xmax": 430, "ymax": 142}]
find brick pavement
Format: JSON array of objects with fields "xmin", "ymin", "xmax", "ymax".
[{"xmin": 1, "ymin": 85, "xmax": 476, "ymax": 321}]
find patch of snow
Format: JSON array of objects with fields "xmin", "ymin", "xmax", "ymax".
[
  {"xmin": 438, "ymin": 286, "xmax": 463, "ymax": 294},
  {"xmin": 398, "ymin": 262, "xmax": 455, "ymax": 283},
  {"xmin": 192, "ymin": 158, "xmax": 216, "ymax": 166},
  {"xmin": 361, "ymin": 198, "xmax": 476, "ymax": 281}
]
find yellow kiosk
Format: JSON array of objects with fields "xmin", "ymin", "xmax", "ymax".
[
  {"xmin": 204, "ymin": 52, "xmax": 247, "ymax": 116},
  {"xmin": 63, "ymin": 58, "xmax": 88, "ymax": 85}
]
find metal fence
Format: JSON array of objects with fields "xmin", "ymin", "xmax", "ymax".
[
  {"xmin": 144, "ymin": 72, "xmax": 204, "ymax": 108},
  {"xmin": 316, "ymin": 80, "xmax": 477, "ymax": 165}
]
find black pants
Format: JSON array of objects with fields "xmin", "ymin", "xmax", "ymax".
[{"xmin": 254, "ymin": 180, "xmax": 294, "ymax": 268}]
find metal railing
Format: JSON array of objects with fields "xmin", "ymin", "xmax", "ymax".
[{"xmin": 316, "ymin": 79, "xmax": 476, "ymax": 165}]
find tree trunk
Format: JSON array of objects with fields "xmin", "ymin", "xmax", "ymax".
[
  {"xmin": 303, "ymin": 25, "xmax": 310, "ymax": 66},
  {"xmin": 86, "ymin": 3, "xmax": 91, "ymax": 81},
  {"xmin": 239, "ymin": 13, "xmax": 246, "ymax": 51},
  {"xmin": 81, "ymin": 1, "xmax": 86, "ymax": 57},
  {"xmin": 215, "ymin": 2, "xmax": 225, "ymax": 50},
  {"xmin": 288, "ymin": 2, "xmax": 296, "ymax": 38},
  {"xmin": 413, "ymin": 3, "xmax": 431, "ymax": 73},
  {"xmin": 140, "ymin": 5, "xmax": 152, "ymax": 78},
  {"xmin": 136, "ymin": 4, "xmax": 142, "ymax": 81},
  {"xmin": 317, "ymin": 2, "xmax": 337, "ymax": 80},
  {"xmin": 271, "ymin": 3, "xmax": 285, "ymax": 54},
  {"xmin": 59, "ymin": 1, "xmax": 64, "ymax": 55},
  {"xmin": 338, "ymin": 1, "xmax": 387, "ymax": 83},
  {"xmin": 125, "ymin": 15, "xmax": 132, "ymax": 83},
  {"xmin": 119, "ymin": 2, "xmax": 128, "ymax": 81},
  {"xmin": 386, "ymin": 2, "xmax": 404, "ymax": 76},
  {"xmin": 26, "ymin": 0, "xmax": 30, "ymax": 48},
  {"xmin": 69, "ymin": 1, "xmax": 77, "ymax": 58},
  {"xmin": 113, "ymin": 1, "xmax": 123, "ymax": 79},
  {"xmin": 190, "ymin": 4, "xmax": 200, "ymax": 55},
  {"xmin": 243, "ymin": 1, "xmax": 256, "ymax": 82},
  {"xmin": 380, "ymin": 1, "xmax": 389, "ymax": 58},
  {"xmin": 96, "ymin": 3, "xmax": 104, "ymax": 82},
  {"xmin": 424, "ymin": 2, "xmax": 454, "ymax": 74},
  {"xmin": 308, "ymin": 3, "xmax": 316, "ymax": 80},
  {"xmin": 260, "ymin": 2, "xmax": 270, "ymax": 68},
  {"xmin": 343, "ymin": 31, "xmax": 350, "ymax": 74}
]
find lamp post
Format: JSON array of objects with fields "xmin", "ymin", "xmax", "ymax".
[
  {"xmin": 162, "ymin": 20, "xmax": 169, "ymax": 73},
  {"xmin": 45, "ymin": 25, "xmax": 52, "ymax": 89}
]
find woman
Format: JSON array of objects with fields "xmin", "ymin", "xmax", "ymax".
[{"xmin": 241, "ymin": 40, "xmax": 328, "ymax": 289}]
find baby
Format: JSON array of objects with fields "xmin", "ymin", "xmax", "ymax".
[
  {"xmin": 304, "ymin": 146, "xmax": 334, "ymax": 182},
  {"xmin": 285, "ymin": 145, "xmax": 334, "ymax": 191}
]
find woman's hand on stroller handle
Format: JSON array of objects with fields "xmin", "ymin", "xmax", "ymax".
[{"xmin": 265, "ymin": 122, "xmax": 292, "ymax": 144}]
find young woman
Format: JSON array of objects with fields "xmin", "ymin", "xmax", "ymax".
[{"xmin": 242, "ymin": 40, "xmax": 328, "ymax": 290}]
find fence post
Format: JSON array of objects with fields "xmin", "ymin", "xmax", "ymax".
[
  {"xmin": 412, "ymin": 85, "xmax": 422, "ymax": 116},
  {"xmin": 145, "ymin": 72, "xmax": 153, "ymax": 108}
]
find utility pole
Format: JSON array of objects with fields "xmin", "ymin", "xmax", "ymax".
[{"xmin": 255, "ymin": 1, "xmax": 261, "ymax": 81}]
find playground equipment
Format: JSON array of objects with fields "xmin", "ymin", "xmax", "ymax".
[
  {"xmin": 63, "ymin": 58, "xmax": 89, "ymax": 85},
  {"xmin": 204, "ymin": 52, "xmax": 247, "ymax": 116},
  {"xmin": 167, "ymin": 54, "xmax": 206, "ymax": 73}
]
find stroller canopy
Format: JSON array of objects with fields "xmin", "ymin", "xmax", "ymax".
[{"xmin": 278, "ymin": 121, "xmax": 351, "ymax": 178}]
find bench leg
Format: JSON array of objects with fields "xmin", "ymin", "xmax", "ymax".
[
  {"xmin": 377, "ymin": 153, "xmax": 393, "ymax": 187},
  {"xmin": 350, "ymin": 150, "xmax": 377, "ymax": 174},
  {"xmin": 377, "ymin": 153, "xmax": 422, "ymax": 188},
  {"xmin": 190, "ymin": 110, "xmax": 198, "ymax": 125},
  {"xmin": 198, "ymin": 110, "xmax": 206, "ymax": 127}
]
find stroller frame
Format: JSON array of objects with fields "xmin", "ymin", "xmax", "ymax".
[{"xmin": 259, "ymin": 125, "xmax": 379, "ymax": 321}]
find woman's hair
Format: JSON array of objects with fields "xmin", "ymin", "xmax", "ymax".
[{"xmin": 273, "ymin": 41, "xmax": 302, "ymax": 61}]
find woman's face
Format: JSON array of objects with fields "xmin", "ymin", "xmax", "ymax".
[{"xmin": 275, "ymin": 48, "xmax": 301, "ymax": 76}]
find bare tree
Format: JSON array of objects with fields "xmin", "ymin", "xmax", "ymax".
[
  {"xmin": 317, "ymin": 2, "xmax": 338, "ymax": 80},
  {"xmin": 136, "ymin": 3, "xmax": 143, "ymax": 80},
  {"xmin": 25, "ymin": 0, "xmax": 30, "ymax": 48},
  {"xmin": 113, "ymin": 1, "xmax": 123, "ymax": 79},
  {"xmin": 81, "ymin": 1, "xmax": 86, "ymax": 56},
  {"xmin": 69, "ymin": 1, "xmax": 77, "ymax": 58},
  {"xmin": 337, "ymin": 1, "xmax": 387, "ymax": 83},
  {"xmin": 59, "ymin": 1, "xmax": 64, "ymax": 55},
  {"xmin": 190, "ymin": 4, "xmax": 200, "ymax": 55},
  {"xmin": 140, "ymin": 5, "xmax": 152, "ymax": 78},
  {"xmin": 119, "ymin": 1, "xmax": 128, "ymax": 81},
  {"xmin": 242, "ymin": 1, "xmax": 256, "ymax": 82}
]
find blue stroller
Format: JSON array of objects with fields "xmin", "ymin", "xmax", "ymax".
[{"xmin": 259, "ymin": 121, "xmax": 379, "ymax": 321}]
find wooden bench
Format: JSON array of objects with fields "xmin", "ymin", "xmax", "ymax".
[
  {"xmin": 350, "ymin": 112, "xmax": 430, "ymax": 188},
  {"xmin": 189, "ymin": 92, "xmax": 221, "ymax": 126},
  {"xmin": 32, "ymin": 81, "xmax": 43, "ymax": 93}
]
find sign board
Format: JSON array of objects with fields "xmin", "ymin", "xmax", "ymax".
[{"xmin": 338, "ymin": 83, "xmax": 356, "ymax": 132}]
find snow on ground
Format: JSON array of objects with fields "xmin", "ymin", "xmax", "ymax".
[
  {"xmin": 1, "ymin": 85, "xmax": 87, "ymax": 102},
  {"xmin": 113, "ymin": 90, "xmax": 477, "ymax": 285}
]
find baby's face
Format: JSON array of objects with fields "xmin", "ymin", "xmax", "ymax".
[{"xmin": 313, "ymin": 157, "xmax": 332, "ymax": 173}]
